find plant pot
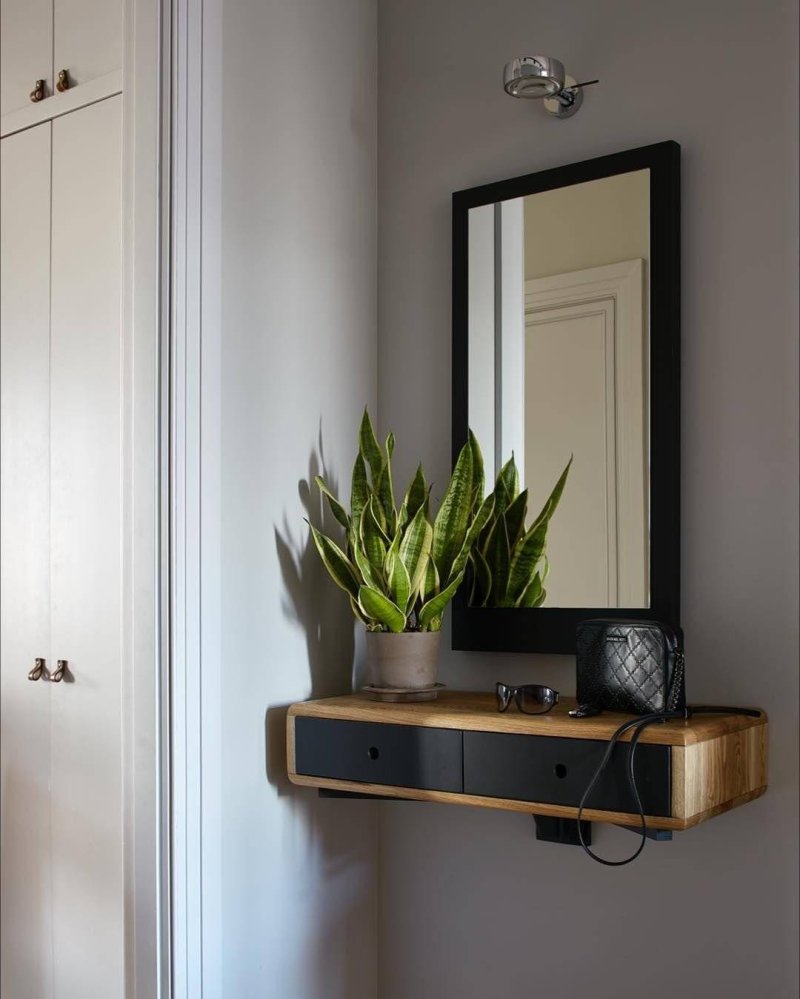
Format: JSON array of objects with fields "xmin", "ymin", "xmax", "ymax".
[{"xmin": 365, "ymin": 631, "xmax": 441, "ymax": 689}]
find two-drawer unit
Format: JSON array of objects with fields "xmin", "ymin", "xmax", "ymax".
[{"xmin": 287, "ymin": 692, "xmax": 768, "ymax": 830}]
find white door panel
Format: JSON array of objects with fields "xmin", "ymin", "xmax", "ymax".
[
  {"xmin": 54, "ymin": 0, "xmax": 123, "ymax": 92},
  {"xmin": 0, "ymin": 0, "xmax": 53, "ymax": 116},
  {"xmin": 0, "ymin": 122, "xmax": 55, "ymax": 999},
  {"xmin": 50, "ymin": 95, "xmax": 124, "ymax": 998}
]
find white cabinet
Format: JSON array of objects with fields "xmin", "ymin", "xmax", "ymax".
[
  {"xmin": 1, "ymin": 95, "xmax": 125, "ymax": 998},
  {"xmin": 1, "ymin": 0, "xmax": 121, "ymax": 117},
  {"xmin": 0, "ymin": 119, "xmax": 54, "ymax": 999}
]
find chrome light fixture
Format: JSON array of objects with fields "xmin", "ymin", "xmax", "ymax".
[{"xmin": 503, "ymin": 56, "xmax": 598, "ymax": 119}]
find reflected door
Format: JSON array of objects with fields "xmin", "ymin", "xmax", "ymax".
[{"xmin": 525, "ymin": 260, "xmax": 647, "ymax": 607}]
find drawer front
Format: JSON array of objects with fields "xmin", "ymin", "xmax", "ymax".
[
  {"xmin": 463, "ymin": 732, "xmax": 671, "ymax": 816},
  {"xmin": 294, "ymin": 717, "xmax": 463, "ymax": 793}
]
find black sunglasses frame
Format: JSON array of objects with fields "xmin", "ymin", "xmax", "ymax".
[{"xmin": 496, "ymin": 682, "xmax": 560, "ymax": 715}]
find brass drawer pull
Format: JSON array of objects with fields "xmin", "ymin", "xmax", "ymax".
[
  {"xmin": 27, "ymin": 657, "xmax": 48, "ymax": 681},
  {"xmin": 50, "ymin": 659, "xmax": 69, "ymax": 683},
  {"xmin": 29, "ymin": 80, "xmax": 46, "ymax": 103},
  {"xmin": 56, "ymin": 70, "xmax": 71, "ymax": 93}
]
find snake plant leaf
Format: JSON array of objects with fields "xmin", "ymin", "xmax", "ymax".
[
  {"xmin": 516, "ymin": 572, "xmax": 544, "ymax": 608},
  {"xmin": 398, "ymin": 505, "xmax": 433, "ymax": 602},
  {"xmin": 493, "ymin": 455, "xmax": 519, "ymax": 517},
  {"xmin": 353, "ymin": 540, "xmax": 383, "ymax": 591},
  {"xmin": 357, "ymin": 585, "xmax": 406, "ymax": 633},
  {"xmin": 314, "ymin": 476, "xmax": 350, "ymax": 530},
  {"xmin": 418, "ymin": 570, "xmax": 465, "ymax": 629},
  {"xmin": 506, "ymin": 520, "xmax": 548, "ymax": 604},
  {"xmin": 350, "ymin": 595, "xmax": 371, "ymax": 624},
  {"xmin": 350, "ymin": 453, "xmax": 369, "ymax": 543},
  {"xmin": 359, "ymin": 408, "xmax": 384, "ymax": 483},
  {"xmin": 448, "ymin": 493, "xmax": 495, "ymax": 584},
  {"xmin": 529, "ymin": 456, "xmax": 573, "ymax": 532},
  {"xmin": 375, "ymin": 460, "xmax": 396, "ymax": 535},
  {"xmin": 424, "ymin": 555, "xmax": 440, "ymax": 600},
  {"xmin": 432, "ymin": 437, "xmax": 474, "ymax": 583},
  {"xmin": 307, "ymin": 523, "xmax": 360, "ymax": 599},
  {"xmin": 486, "ymin": 516, "xmax": 511, "ymax": 606},
  {"xmin": 387, "ymin": 551, "xmax": 411, "ymax": 611},
  {"xmin": 469, "ymin": 548, "xmax": 492, "ymax": 607},
  {"xmin": 403, "ymin": 463, "xmax": 428, "ymax": 522},
  {"xmin": 503, "ymin": 488, "xmax": 528, "ymax": 552},
  {"xmin": 386, "ymin": 432, "xmax": 396, "ymax": 460},
  {"xmin": 360, "ymin": 498, "xmax": 389, "ymax": 571},
  {"xmin": 468, "ymin": 430, "xmax": 485, "ymax": 513}
]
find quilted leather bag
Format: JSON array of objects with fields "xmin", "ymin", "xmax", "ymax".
[{"xmin": 575, "ymin": 619, "xmax": 685, "ymax": 715}]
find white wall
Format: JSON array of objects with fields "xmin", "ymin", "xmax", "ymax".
[
  {"xmin": 377, "ymin": 2, "xmax": 799, "ymax": 998},
  {"xmin": 198, "ymin": 2, "xmax": 378, "ymax": 996}
]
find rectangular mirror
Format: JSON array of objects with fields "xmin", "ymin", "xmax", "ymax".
[{"xmin": 452, "ymin": 142, "xmax": 680, "ymax": 653}]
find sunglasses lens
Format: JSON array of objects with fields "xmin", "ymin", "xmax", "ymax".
[
  {"xmin": 496, "ymin": 683, "xmax": 513, "ymax": 711},
  {"xmin": 518, "ymin": 685, "xmax": 557, "ymax": 714}
]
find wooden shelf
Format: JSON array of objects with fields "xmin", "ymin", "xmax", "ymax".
[{"xmin": 287, "ymin": 692, "xmax": 768, "ymax": 831}]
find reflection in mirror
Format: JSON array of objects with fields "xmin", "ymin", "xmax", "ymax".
[{"xmin": 468, "ymin": 170, "xmax": 650, "ymax": 609}]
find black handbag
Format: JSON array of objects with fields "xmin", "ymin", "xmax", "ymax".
[
  {"xmin": 574, "ymin": 618, "xmax": 685, "ymax": 716},
  {"xmin": 572, "ymin": 619, "xmax": 761, "ymax": 866}
]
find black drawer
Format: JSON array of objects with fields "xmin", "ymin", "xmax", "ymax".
[
  {"xmin": 294, "ymin": 717, "xmax": 463, "ymax": 793},
  {"xmin": 463, "ymin": 732, "xmax": 671, "ymax": 816}
]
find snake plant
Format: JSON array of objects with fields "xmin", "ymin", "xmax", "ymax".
[
  {"xmin": 309, "ymin": 410, "xmax": 494, "ymax": 632},
  {"xmin": 468, "ymin": 454, "xmax": 572, "ymax": 609}
]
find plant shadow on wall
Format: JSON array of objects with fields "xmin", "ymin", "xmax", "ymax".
[{"xmin": 267, "ymin": 424, "xmax": 357, "ymax": 796}]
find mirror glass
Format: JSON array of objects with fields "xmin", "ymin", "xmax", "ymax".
[{"xmin": 467, "ymin": 169, "xmax": 650, "ymax": 608}]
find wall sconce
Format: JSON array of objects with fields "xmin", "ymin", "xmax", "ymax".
[{"xmin": 503, "ymin": 56, "xmax": 598, "ymax": 119}]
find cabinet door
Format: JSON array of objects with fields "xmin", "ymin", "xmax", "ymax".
[
  {"xmin": 54, "ymin": 0, "xmax": 123, "ymax": 91},
  {"xmin": 0, "ymin": 122, "xmax": 54, "ymax": 999},
  {"xmin": 50, "ymin": 96, "xmax": 124, "ymax": 998},
  {"xmin": 0, "ymin": 0, "xmax": 53, "ymax": 116}
]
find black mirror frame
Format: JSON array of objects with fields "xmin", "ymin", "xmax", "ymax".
[{"xmin": 451, "ymin": 141, "xmax": 681, "ymax": 655}]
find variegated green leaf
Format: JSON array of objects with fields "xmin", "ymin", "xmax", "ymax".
[
  {"xmin": 529, "ymin": 456, "xmax": 573, "ymax": 532},
  {"xmin": 350, "ymin": 595, "xmax": 371, "ymax": 624},
  {"xmin": 418, "ymin": 570, "xmax": 465, "ymax": 629},
  {"xmin": 350, "ymin": 453, "xmax": 368, "ymax": 544},
  {"xmin": 357, "ymin": 585, "xmax": 406, "ymax": 633},
  {"xmin": 424, "ymin": 555, "xmax": 440, "ymax": 600},
  {"xmin": 516, "ymin": 571, "xmax": 543, "ymax": 608},
  {"xmin": 360, "ymin": 499, "xmax": 389, "ymax": 571},
  {"xmin": 375, "ymin": 460, "xmax": 396, "ymax": 535},
  {"xmin": 398, "ymin": 505, "xmax": 433, "ymax": 597},
  {"xmin": 448, "ymin": 493, "xmax": 495, "ymax": 584},
  {"xmin": 403, "ymin": 464, "xmax": 427, "ymax": 521},
  {"xmin": 492, "ymin": 455, "xmax": 519, "ymax": 517},
  {"xmin": 353, "ymin": 541, "xmax": 383, "ymax": 591},
  {"xmin": 432, "ymin": 438, "xmax": 474, "ymax": 583},
  {"xmin": 388, "ymin": 552, "xmax": 411, "ymax": 611},
  {"xmin": 506, "ymin": 520, "xmax": 547, "ymax": 604},
  {"xmin": 314, "ymin": 475, "xmax": 350, "ymax": 530},
  {"xmin": 486, "ymin": 516, "xmax": 511, "ymax": 606},
  {"xmin": 468, "ymin": 430, "xmax": 485, "ymax": 514},
  {"xmin": 359, "ymin": 408, "xmax": 384, "ymax": 483},
  {"xmin": 307, "ymin": 523, "xmax": 360, "ymax": 599},
  {"xmin": 503, "ymin": 488, "xmax": 528, "ymax": 551},
  {"xmin": 469, "ymin": 548, "xmax": 492, "ymax": 607}
]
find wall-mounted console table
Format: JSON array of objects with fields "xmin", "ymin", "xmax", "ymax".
[{"xmin": 287, "ymin": 692, "xmax": 767, "ymax": 834}]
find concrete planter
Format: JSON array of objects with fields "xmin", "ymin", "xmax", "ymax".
[{"xmin": 365, "ymin": 630, "xmax": 441, "ymax": 689}]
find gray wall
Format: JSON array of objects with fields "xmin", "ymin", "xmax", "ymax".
[
  {"xmin": 200, "ymin": 2, "xmax": 378, "ymax": 995},
  {"xmin": 376, "ymin": 2, "xmax": 799, "ymax": 998}
]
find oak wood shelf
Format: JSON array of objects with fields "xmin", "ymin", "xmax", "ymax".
[{"xmin": 287, "ymin": 691, "xmax": 768, "ymax": 832}]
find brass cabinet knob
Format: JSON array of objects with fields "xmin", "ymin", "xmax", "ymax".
[
  {"xmin": 56, "ymin": 69, "xmax": 71, "ymax": 93},
  {"xmin": 29, "ymin": 80, "xmax": 46, "ymax": 103},
  {"xmin": 50, "ymin": 659, "xmax": 69, "ymax": 683},
  {"xmin": 27, "ymin": 658, "xmax": 48, "ymax": 681}
]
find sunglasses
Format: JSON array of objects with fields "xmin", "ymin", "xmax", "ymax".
[{"xmin": 496, "ymin": 682, "xmax": 560, "ymax": 715}]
